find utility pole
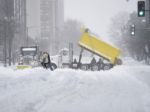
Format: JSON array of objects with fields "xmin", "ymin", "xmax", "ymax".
[
  {"xmin": 4, "ymin": 19, "xmax": 7, "ymax": 67},
  {"xmin": 8, "ymin": 0, "xmax": 15, "ymax": 66},
  {"xmin": 24, "ymin": 0, "xmax": 27, "ymax": 47},
  {"xmin": 26, "ymin": 27, "xmax": 28, "ymax": 46}
]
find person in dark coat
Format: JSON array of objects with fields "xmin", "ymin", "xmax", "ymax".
[
  {"xmin": 40, "ymin": 52, "xmax": 53, "ymax": 70},
  {"xmin": 91, "ymin": 57, "xmax": 96, "ymax": 65}
]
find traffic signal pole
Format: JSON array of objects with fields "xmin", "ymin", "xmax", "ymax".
[
  {"xmin": 145, "ymin": 0, "xmax": 150, "ymax": 27},
  {"xmin": 138, "ymin": 1, "xmax": 145, "ymax": 17},
  {"xmin": 149, "ymin": 0, "xmax": 150, "ymax": 27}
]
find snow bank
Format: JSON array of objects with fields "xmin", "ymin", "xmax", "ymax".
[
  {"xmin": 122, "ymin": 57, "xmax": 144, "ymax": 65},
  {"xmin": 0, "ymin": 66, "xmax": 150, "ymax": 112}
]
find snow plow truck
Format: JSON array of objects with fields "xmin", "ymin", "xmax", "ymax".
[{"xmin": 16, "ymin": 46, "xmax": 40, "ymax": 70}]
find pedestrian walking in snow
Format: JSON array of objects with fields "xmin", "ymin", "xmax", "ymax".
[{"xmin": 40, "ymin": 52, "xmax": 53, "ymax": 70}]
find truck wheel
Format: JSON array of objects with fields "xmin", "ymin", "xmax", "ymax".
[
  {"xmin": 147, "ymin": 58, "xmax": 150, "ymax": 65},
  {"xmin": 91, "ymin": 65, "xmax": 99, "ymax": 71},
  {"xmin": 103, "ymin": 65, "xmax": 111, "ymax": 70},
  {"xmin": 80, "ymin": 65, "xmax": 87, "ymax": 71},
  {"xmin": 50, "ymin": 63, "xmax": 57, "ymax": 70},
  {"xmin": 116, "ymin": 58, "xmax": 123, "ymax": 65}
]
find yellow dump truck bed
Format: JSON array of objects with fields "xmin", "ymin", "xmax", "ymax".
[{"xmin": 78, "ymin": 32, "xmax": 120, "ymax": 64}]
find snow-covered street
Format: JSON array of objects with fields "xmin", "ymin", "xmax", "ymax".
[
  {"xmin": 0, "ymin": 61, "xmax": 150, "ymax": 112},
  {"xmin": 1, "ymin": 0, "xmax": 150, "ymax": 111}
]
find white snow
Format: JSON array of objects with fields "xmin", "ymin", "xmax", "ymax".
[{"xmin": 0, "ymin": 59, "xmax": 150, "ymax": 112}]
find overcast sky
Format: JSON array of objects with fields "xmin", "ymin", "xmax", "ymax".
[
  {"xmin": 27, "ymin": 0, "xmax": 139, "ymax": 39},
  {"xmin": 64, "ymin": 0, "xmax": 138, "ymax": 38}
]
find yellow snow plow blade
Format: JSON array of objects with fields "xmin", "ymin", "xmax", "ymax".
[
  {"xmin": 78, "ymin": 32, "xmax": 121, "ymax": 64},
  {"xmin": 16, "ymin": 65, "xmax": 32, "ymax": 70}
]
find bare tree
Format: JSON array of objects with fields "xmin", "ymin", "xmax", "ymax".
[
  {"xmin": 108, "ymin": 12, "xmax": 129, "ymax": 56},
  {"xmin": 109, "ymin": 11, "xmax": 150, "ymax": 63}
]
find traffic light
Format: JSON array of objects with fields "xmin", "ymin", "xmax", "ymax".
[
  {"xmin": 138, "ymin": 1, "xmax": 145, "ymax": 17},
  {"xmin": 130, "ymin": 24, "xmax": 135, "ymax": 36}
]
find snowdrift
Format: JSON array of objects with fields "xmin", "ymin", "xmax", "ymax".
[{"xmin": 0, "ymin": 64, "xmax": 150, "ymax": 112}]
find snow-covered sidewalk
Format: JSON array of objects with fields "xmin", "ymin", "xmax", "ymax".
[{"xmin": 0, "ymin": 65, "xmax": 150, "ymax": 112}]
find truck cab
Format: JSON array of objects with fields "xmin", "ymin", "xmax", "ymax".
[{"xmin": 17, "ymin": 46, "xmax": 39, "ymax": 69}]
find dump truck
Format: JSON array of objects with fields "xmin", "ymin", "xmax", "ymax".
[
  {"xmin": 71, "ymin": 29, "xmax": 122, "ymax": 70},
  {"xmin": 51, "ymin": 29, "xmax": 122, "ymax": 71}
]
